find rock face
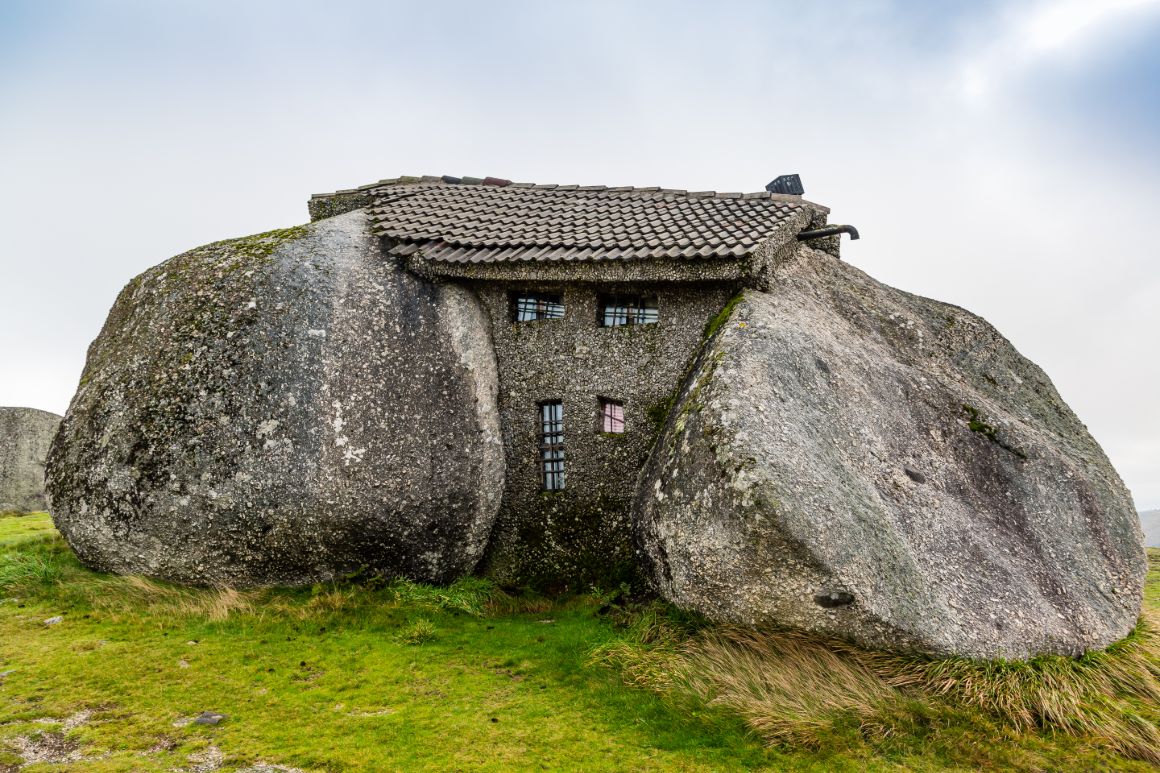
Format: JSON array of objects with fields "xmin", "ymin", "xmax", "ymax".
[
  {"xmin": 47, "ymin": 210, "xmax": 504, "ymax": 586},
  {"xmin": 635, "ymin": 245, "xmax": 1146, "ymax": 659},
  {"xmin": 0, "ymin": 408, "xmax": 62, "ymax": 513}
]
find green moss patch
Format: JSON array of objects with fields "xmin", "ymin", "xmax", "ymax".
[
  {"xmin": 215, "ymin": 225, "xmax": 309, "ymax": 262},
  {"xmin": 702, "ymin": 291, "xmax": 745, "ymax": 340},
  {"xmin": 962, "ymin": 404, "xmax": 1028, "ymax": 459}
]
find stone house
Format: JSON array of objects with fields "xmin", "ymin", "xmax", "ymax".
[
  {"xmin": 47, "ymin": 172, "xmax": 1145, "ymax": 658},
  {"xmin": 306, "ymin": 175, "xmax": 851, "ymax": 585}
]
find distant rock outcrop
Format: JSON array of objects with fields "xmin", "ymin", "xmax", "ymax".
[
  {"xmin": 0, "ymin": 407, "xmax": 61, "ymax": 513},
  {"xmin": 47, "ymin": 211, "xmax": 504, "ymax": 587},
  {"xmin": 635, "ymin": 245, "xmax": 1146, "ymax": 659},
  {"xmin": 1140, "ymin": 510, "xmax": 1160, "ymax": 548}
]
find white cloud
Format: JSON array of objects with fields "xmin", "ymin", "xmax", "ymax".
[
  {"xmin": 1025, "ymin": 0, "xmax": 1160, "ymax": 51},
  {"xmin": 959, "ymin": 0, "xmax": 1160, "ymax": 101}
]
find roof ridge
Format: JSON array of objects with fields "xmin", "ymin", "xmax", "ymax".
[{"xmin": 310, "ymin": 175, "xmax": 824, "ymax": 208}]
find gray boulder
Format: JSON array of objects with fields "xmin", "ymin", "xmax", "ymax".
[
  {"xmin": 635, "ymin": 244, "xmax": 1146, "ymax": 659},
  {"xmin": 0, "ymin": 407, "xmax": 62, "ymax": 513},
  {"xmin": 47, "ymin": 210, "xmax": 504, "ymax": 586}
]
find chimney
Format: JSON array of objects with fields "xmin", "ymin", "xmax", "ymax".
[{"xmin": 765, "ymin": 174, "xmax": 804, "ymax": 196}]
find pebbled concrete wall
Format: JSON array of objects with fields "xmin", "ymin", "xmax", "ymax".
[{"xmin": 470, "ymin": 280, "xmax": 737, "ymax": 588}]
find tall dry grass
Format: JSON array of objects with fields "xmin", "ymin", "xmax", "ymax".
[
  {"xmin": 83, "ymin": 575, "xmax": 258, "ymax": 621},
  {"xmin": 592, "ymin": 610, "xmax": 1160, "ymax": 762}
]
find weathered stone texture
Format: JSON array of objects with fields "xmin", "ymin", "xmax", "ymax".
[
  {"xmin": 0, "ymin": 407, "xmax": 61, "ymax": 513},
  {"xmin": 472, "ymin": 281, "xmax": 737, "ymax": 587},
  {"xmin": 47, "ymin": 210, "xmax": 503, "ymax": 587},
  {"xmin": 307, "ymin": 192, "xmax": 373, "ymax": 223},
  {"xmin": 635, "ymin": 244, "xmax": 1146, "ymax": 659}
]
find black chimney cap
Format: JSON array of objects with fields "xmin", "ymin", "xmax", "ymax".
[{"xmin": 766, "ymin": 174, "xmax": 804, "ymax": 196}]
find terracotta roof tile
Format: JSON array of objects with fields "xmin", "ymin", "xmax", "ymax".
[{"xmin": 318, "ymin": 176, "xmax": 825, "ymax": 264}]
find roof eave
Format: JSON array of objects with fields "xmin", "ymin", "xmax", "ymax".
[{"xmin": 400, "ymin": 251, "xmax": 758, "ymax": 286}]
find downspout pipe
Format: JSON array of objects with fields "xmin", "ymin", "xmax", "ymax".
[{"xmin": 796, "ymin": 224, "xmax": 860, "ymax": 241}]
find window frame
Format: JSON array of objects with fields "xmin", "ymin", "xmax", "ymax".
[
  {"xmin": 512, "ymin": 292, "xmax": 565, "ymax": 323},
  {"xmin": 538, "ymin": 400, "xmax": 566, "ymax": 491},
  {"xmin": 597, "ymin": 398, "xmax": 626, "ymax": 434},
  {"xmin": 598, "ymin": 294, "xmax": 659, "ymax": 327}
]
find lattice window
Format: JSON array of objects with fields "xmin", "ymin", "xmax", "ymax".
[
  {"xmin": 513, "ymin": 293, "xmax": 565, "ymax": 322},
  {"xmin": 599, "ymin": 399, "xmax": 625, "ymax": 434},
  {"xmin": 539, "ymin": 401, "xmax": 565, "ymax": 491},
  {"xmin": 599, "ymin": 295, "xmax": 658, "ymax": 327}
]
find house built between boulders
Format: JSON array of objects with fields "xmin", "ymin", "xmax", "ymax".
[{"xmin": 46, "ymin": 174, "xmax": 1146, "ymax": 659}]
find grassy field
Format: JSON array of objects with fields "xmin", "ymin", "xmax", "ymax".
[{"xmin": 1, "ymin": 512, "xmax": 1156, "ymax": 772}]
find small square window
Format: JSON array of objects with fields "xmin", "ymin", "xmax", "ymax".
[
  {"xmin": 539, "ymin": 401, "xmax": 565, "ymax": 490},
  {"xmin": 513, "ymin": 293, "xmax": 564, "ymax": 322},
  {"xmin": 599, "ymin": 295, "xmax": 658, "ymax": 327},
  {"xmin": 599, "ymin": 399, "xmax": 625, "ymax": 434}
]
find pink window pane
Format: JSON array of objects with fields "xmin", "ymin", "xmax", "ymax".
[{"xmin": 601, "ymin": 401, "xmax": 625, "ymax": 433}]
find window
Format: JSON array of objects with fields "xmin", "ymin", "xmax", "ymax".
[
  {"xmin": 513, "ymin": 293, "xmax": 564, "ymax": 322},
  {"xmin": 599, "ymin": 295, "xmax": 658, "ymax": 327},
  {"xmin": 599, "ymin": 399, "xmax": 625, "ymax": 433},
  {"xmin": 539, "ymin": 401, "xmax": 565, "ymax": 491}
]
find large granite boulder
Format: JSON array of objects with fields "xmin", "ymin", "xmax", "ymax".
[
  {"xmin": 47, "ymin": 210, "xmax": 504, "ymax": 587},
  {"xmin": 635, "ymin": 244, "xmax": 1146, "ymax": 659},
  {"xmin": 1, "ymin": 407, "xmax": 62, "ymax": 513}
]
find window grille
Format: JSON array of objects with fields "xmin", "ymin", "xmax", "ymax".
[
  {"xmin": 514, "ymin": 293, "xmax": 565, "ymax": 322},
  {"xmin": 599, "ymin": 399, "xmax": 625, "ymax": 433},
  {"xmin": 539, "ymin": 401, "xmax": 565, "ymax": 491},
  {"xmin": 599, "ymin": 295, "xmax": 658, "ymax": 327}
]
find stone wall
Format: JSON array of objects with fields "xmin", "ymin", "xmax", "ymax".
[
  {"xmin": 307, "ymin": 192, "xmax": 373, "ymax": 222},
  {"xmin": 0, "ymin": 407, "xmax": 61, "ymax": 513},
  {"xmin": 471, "ymin": 280, "xmax": 737, "ymax": 587}
]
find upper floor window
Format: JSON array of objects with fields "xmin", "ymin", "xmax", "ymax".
[
  {"xmin": 599, "ymin": 295, "xmax": 658, "ymax": 327},
  {"xmin": 599, "ymin": 399, "xmax": 625, "ymax": 434},
  {"xmin": 513, "ymin": 293, "xmax": 564, "ymax": 322},
  {"xmin": 539, "ymin": 401, "xmax": 565, "ymax": 491}
]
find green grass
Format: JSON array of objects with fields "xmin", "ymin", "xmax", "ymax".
[
  {"xmin": 1, "ymin": 514, "xmax": 1156, "ymax": 772},
  {"xmin": 0, "ymin": 511, "xmax": 57, "ymax": 546}
]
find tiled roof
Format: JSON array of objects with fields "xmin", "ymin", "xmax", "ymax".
[{"xmin": 322, "ymin": 176, "xmax": 823, "ymax": 264}]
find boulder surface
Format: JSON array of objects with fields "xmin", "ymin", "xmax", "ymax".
[
  {"xmin": 635, "ymin": 245, "xmax": 1146, "ymax": 659},
  {"xmin": 1, "ymin": 407, "xmax": 62, "ymax": 513},
  {"xmin": 48, "ymin": 210, "xmax": 504, "ymax": 586}
]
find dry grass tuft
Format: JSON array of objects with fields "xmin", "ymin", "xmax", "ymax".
[
  {"xmin": 683, "ymin": 626, "xmax": 900, "ymax": 747},
  {"xmin": 84, "ymin": 576, "xmax": 258, "ymax": 622},
  {"xmin": 594, "ymin": 611, "xmax": 1160, "ymax": 761},
  {"xmin": 879, "ymin": 612, "xmax": 1160, "ymax": 762}
]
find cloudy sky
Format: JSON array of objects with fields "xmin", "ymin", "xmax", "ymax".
[{"xmin": 1, "ymin": 0, "xmax": 1158, "ymax": 508}]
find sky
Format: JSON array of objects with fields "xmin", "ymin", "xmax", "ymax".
[{"xmin": 1, "ymin": 0, "xmax": 1158, "ymax": 508}]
